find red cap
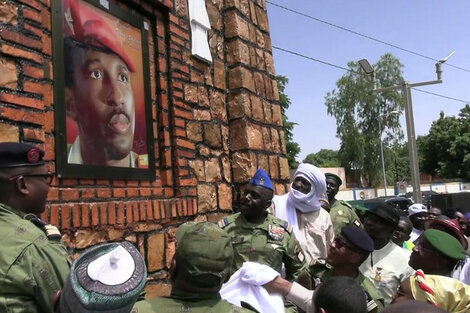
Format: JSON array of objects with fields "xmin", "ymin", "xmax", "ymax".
[
  {"xmin": 64, "ymin": 0, "xmax": 136, "ymax": 72},
  {"xmin": 430, "ymin": 218, "xmax": 468, "ymax": 250}
]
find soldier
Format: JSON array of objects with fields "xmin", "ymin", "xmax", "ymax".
[
  {"xmin": 310, "ymin": 225, "xmax": 384, "ymax": 312},
  {"xmin": 133, "ymin": 221, "xmax": 253, "ymax": 313},
  {"xmin": 218, "ymin": 169, "xmax": 308, "ymax": 283},
  {"xmin": 325, "ymin": 173, "xmax": 362, "ymax": 234},
  {"xmin": 0, "ymin": 142, "xmax": 71, "ymax": 313}
]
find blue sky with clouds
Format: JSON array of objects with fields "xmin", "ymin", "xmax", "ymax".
[{"xmin": 267, "ymin": 1, "xmax": 470, "ymax": 161}]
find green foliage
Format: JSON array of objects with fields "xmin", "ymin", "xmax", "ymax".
[
  {"xmin": 277, "ymin": 75, "xmax": 300, "ymax": 169},
  {"xmin": 419, "ymin": 105, "xmax": 470, "ymax": 180},
  {"xmin": 325, "ymin": 53, "xmax": 405, "ymax": 187},
  {"xmin": 303, "ymin": 149, "xmax": 341, "ymax": 167}
]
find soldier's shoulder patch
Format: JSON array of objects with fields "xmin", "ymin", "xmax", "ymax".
[
  {"xmin": 218, "ymin": 217, "xmax": 230, "ymax": 228},
  {"xmin": 340, "ymin": 200, "xmax": 353, "ymax": 209},
  {"xmin": 268, "ymin": 224, "xmax": 285, "ymax": 241},
  {"xmin": 354, "ymin": 219, "xmax": 362, "ymax": 227},
  {"xmin": 28, "ymin": 216, "xmax": 61, "ymax": 240}
]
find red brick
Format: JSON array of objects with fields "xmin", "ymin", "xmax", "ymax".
[
  {"xmin": 44, "ymin": 135, "xmax": 54, "ymax": 160},
  {"xmin": 177, "ymin": 177, "xmax": 197, "ymax": 186},
  {"xmin": 139, "ymin": 202, "xmax": 146, "ymax": 221},
  {"xmin": 96, "ymin": 179, "xmax": 110, "ymax": 185},
  {"xmin": 171, "ymin": 201, "xmax": 177, "ymax": 217},
  {"xmin": 81, "ymin": 189, "xmax": 95, "ymax": 199},
  {"xmin": 117, "ymin": 202, "xmax": 125, "ymax": 224},
  {"xmin": 23, "ymin": 64, "xmax": 43, "ymax": 79},
  {"xmin": 50, "ymin": 204, "xmax": 59, "ymax": 227},
  {"xmin": 133, "ymin": 202, "xmax": 140, "ymax": 221},
  {"xmin": 153, "ymin": 188, "xmax": 163, "ymax": 196},
  {"xmin": 47, "ymin": 187, "xmax": 58, "ymax": 201},
  {"xmin": 41, "ymin": 33, "xmax": 51, "ymax": 55},
  {"xmin": 173, "ymin": 128, "xmax": 186, "ymax": 137},
  {"xmin": 1, "ymin": 106, "xmax": 44, "ymax": 125},
  {"xmin": 173, "ymin": 108, "xmax": 192, "ymax": 119},
  {"xmin": 113, "ymin": 188, "xmax": 126, "ymax": 197},
  {"xmin": 153, "ymin": 200, "xmax": 161, "ymax": 220},
  {"xmin": 23, "ymin": 7, "xmax": 41, "ymax": 24},
  {"xmin": 100, "ymin": 203, "xmax": 108, "ymax": 225},
  {"xmin": 108, "ymin": 202, "xmax": 116, "ymax": 224},
  {"xmin": 61, "ymin": 205, "xmax": 71, "ymax": 230},
  {"xmin": 40, "ymin": 8, "xmax": 51, "ymax": 30},
  {"xmin": 43, "ymin": 83, "xmax": 53, "ymax": 106},
  {"xmin": 72, "ymin": 204, "xmax": 81, "ymax": 228},
  {"xmin": 140, "ymin": 188, "xmax": 151, "ymax": 197},
  {"xmin": 97, "ymin": 188, "xmax": 111, "ymax": 198},
  {"xmin": 23, "ymin": 128, "xmax": 45, "ymax": 142},
  {"xmin": 127, "ymin": 180, "xmax": 139, "ymax": 187},
  {"xmin": 24, "ymin": 23, "xmax": 42, "ymax": 37},
  {"xmin": 146, "ymin": 200, "xmax": 153, "ymax": 220},
  {"xmin": 79, "ymin": 179, "xmax": 95, "ymax": 185},
  {"xmin": 126, "ymin": 203, "xmax": 133, "ymax": 223},
  {"xmin": 169, "ymin": 23, "xmax": 190, "ymax": 41},
  {"xmin": 17, "ymin": 0, "xmax": 42, "ymax": 12},
  {"xmin": 164, "ymin": 187, "xmax": 174, "ymax": 198},
  {"xmin": 23, "ymin": 80, "xmax": 44, "ymax": 94},
  {"xmin": 91, "ymin": 203, "xmax": 99, "ymax": 227},
  {"xmin": 0, "ymin": 29, "xmax": 42, "ymax": 50},
  {"xmin": 81, "ymin": 204, "xmax": 90, "ymax": 227},
  {"xmin": 43, "ymin": 110, "xmax": 54, "ymax": 133},
  {"xmin": 175, "ymin": 138, "xmax": 195, "ymax": 150},
  {"xmin": 40, "ymin": 208, "xmax": 48, "ymax": 223},
  {"xmin": 127, "ymin": 188, "xmax": 138, "ymax": 197},
  {"xmin": 61, "ymin": 188, "xmax": 79, "ymax": 201},
  {"xmin": 0, "ymin": 93, "xmax": 44, "ymax": 110}
]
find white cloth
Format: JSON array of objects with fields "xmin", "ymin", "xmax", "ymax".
[
  {"xmin": 409, "ymin": 227, "xmax": 423, "ymax": 243},
  {"xmin": 452, "ymin": 256, "xmax": 470, "ymax": 286},
  {"xmin": 272, "ymin": 194, "xmax": 334, "ymax": 263},
  {"xmin": 220, "ymin": 262, "xmax": 285, "ymax": 313},
  {"xmin": 359, "ymin": 241, "xmax": 415, "ymax": 305},
  {"xmin": 286, "ymin": 282, "xmax": 315, "ymax": 313},
  {"xmin": 87, "ymin": 245, "xmax": 135, "ymax": 285}
]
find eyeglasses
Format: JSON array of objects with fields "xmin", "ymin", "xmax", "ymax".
[{"xmin": 7, "ymin": 172, "xmax": 54, "ymax": 185}]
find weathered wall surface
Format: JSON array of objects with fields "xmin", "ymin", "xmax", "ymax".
[{"xmin": 0, "ymin": 0, "xmax": 289, "ymax": 296}]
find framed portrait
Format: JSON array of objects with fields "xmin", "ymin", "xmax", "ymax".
[{"xmin": 52, "ymin": 0, "xmax": 156, "ymax": 179}]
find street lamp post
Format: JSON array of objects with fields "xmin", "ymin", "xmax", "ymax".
[
  {"xmin": 378, "ymin": 111, "xmax": 399, "ymax": 196},
  {"xmin": 359, "ymin": 51, "xmax": 455, "ymax": 203}
]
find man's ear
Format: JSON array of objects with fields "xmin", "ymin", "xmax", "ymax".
[
  {"xmin": 15, "ymin": 177, "xmax": 29, "ymax": 195},
  {"xmin": 65, "ymin": 87, "xmax": 77, "ymax": 121},
  {"xmin": 264, "ymin": 199, "xmax": 272, "ymax": 210},
  {"xmin": 319, "ymin": 308, "xmax": 327, "ymax": 313}
]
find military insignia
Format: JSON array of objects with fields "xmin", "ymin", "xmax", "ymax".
[
  {"xmin": 44, "ymin": 224, "xmax": 62, "ymax": 239},
  {"xmin": 27, "ymin": 148, "xmax": 40, "ymax": 163},
  {"xmin": 16, "ymin": 226, "xmax": 27, "ymax": 234},
  {"xmin": 338, "ymin": 210, "xmax": 343, "ymax": 216},
  {"xmin": 268, "ymin": 224, "xmax": 285, "ymax": 241},
  {"xmin": 374, "ymin": 267, "xmax": 382, "ymax": 283},
  {"xmin": 259, "ymin": 177, "xmax": 265, "ymax": 186},
  {"xmin": 354, "ymin": 219, "xmax": 361, "ymax": 227},
  {"xmin": 218, "ymin": 218, "xmax": 230, "ymax": 228},
  {"xmin": 180, "ymin": 304, "xmax": 191, "ymax": 312},
  {"xmin": 297, "ymin": 251, "xmax": 304, "ymax": 262}
]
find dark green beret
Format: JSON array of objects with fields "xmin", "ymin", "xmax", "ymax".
[
  {"xmin": 325, "ymin": 173, "xmax": 342, "ymax": 186},
  {"xmin": 424, "ymin": 229, "xmax": 466, "ymax": 260}
]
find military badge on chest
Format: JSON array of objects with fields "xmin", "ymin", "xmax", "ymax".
[
  {"xmin": 268, "ymin": 224, "xmax": 285, "ymax": 241},
  {"xmin": 374, "ymin": 267, "xmax": 383, "ymax": 283}
]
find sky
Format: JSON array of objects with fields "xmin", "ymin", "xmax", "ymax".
[{"xmin": 267, "ymin": 1, "xmax": 470, "ymax": 161}]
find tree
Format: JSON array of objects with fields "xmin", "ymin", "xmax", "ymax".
[
  {"xmin": 277, "ymin": 75, "xmax": 301, "ymax": 169},
  {"xmin": 325, "ymin": 53, "xmax": 405, "ymax": 187},
  {"xmin": 303, "ymin": 149, "xmax": 340, "ymax": 167},
  {"xmin": 419, "ymin": 105, "xmax": 470, "ymax": 180}
]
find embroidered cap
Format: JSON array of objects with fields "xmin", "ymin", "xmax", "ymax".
[
  {"xmin": 0, "ymin": 142, "xmax": 45, "ymax": 168},
  {"xmin": 58, "ymin": 241, "xmax": 146, "ymax": 313},
  {"xmin": 249, "ymin": 168, "xmax": 274, "ymax": 191}
]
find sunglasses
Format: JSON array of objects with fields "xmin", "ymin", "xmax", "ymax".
[
  {"xmin": 6, "ymin": 172, "xmax": 54, "ymax": 185},
  {"xmin": 333, "ymin": 236, "xmax": 351, "ymax": 249}
]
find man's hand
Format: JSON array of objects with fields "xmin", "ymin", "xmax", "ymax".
[{"xmin": 262, "ymin": 276, "xmax": 293, "ymax": 297}]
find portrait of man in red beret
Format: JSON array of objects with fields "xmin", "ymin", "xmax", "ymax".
[{"xmin": 63, "ymin": 0, "xmax": 148, "ymax": 168}]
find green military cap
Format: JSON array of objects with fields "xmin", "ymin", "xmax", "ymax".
[
  {"xmin": 175, "ymin": 221, "xmax": 233, "ymax": 288},
  {"xmin": 424, "ymin": 229, "xmax": 467, "ymax": 261},
  {"xmin": 325, "ymin": 173, "xmax": 342, "ymax": 186},
  {"xmin": 58, "ymin": 241, "xmax": 146, "ymax": 313}
]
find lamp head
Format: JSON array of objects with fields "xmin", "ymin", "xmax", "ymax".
[{"xmin": 358, "ymin": 58, "xmax": 374, "ymax": 74}]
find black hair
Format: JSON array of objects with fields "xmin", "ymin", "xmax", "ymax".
[{"xmin": 314, "ymin": 277, "xmax": 367, "ymax": 313}]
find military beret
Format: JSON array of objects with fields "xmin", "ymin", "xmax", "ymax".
[
  {"xmin": 58, "ymin": 241, "xmax": 146, "ymax": 313},
  {"xmin": 423, "ymin": 229, "xmax": 467, "ymax": 261},
  {"xmin": 430, "ymin": 219, "xmax": 468, "ymax": 250},
  {"xmin": 366, "ymin": 201, "xmax": 400, "ymax": 227},
  {"xmin": 176, "ymin": 222, "xmax": 233, "ymax": 287},
  {"xmin": 0, "ymin": 142, "xmax": 45, "ymax": 168},
  {"xmin": 341, "ymin": 225, "xmax": 374, "ymax": 253},
  {"xmin": 65, "ymin": 0, "xmax": 136, "ymax": 72},
  {"xmin": 325, "ymin": 173, "xmax": 342, "ymax": 186},
  {"xmin": 249, "ymin": 168, "xmax": 274, "ymax": 191}
]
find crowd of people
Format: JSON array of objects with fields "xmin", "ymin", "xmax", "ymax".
[{"xmin": 1, "ymin": 142, "xmax": 470, "ymax": 313}]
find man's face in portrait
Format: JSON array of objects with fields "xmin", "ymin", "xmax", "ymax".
[{"xmin": 66, "ymin": 47, "xmax": 135, "ymax": 164}]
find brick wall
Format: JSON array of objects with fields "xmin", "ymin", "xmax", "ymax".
[{"xmin": 0, "ymin": 0, "xmax": 290, "ymax": 297}]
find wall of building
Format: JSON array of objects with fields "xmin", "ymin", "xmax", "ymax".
[{"xmin": 0, "ymin": 0, "xmax": 289, "ymax": 297}]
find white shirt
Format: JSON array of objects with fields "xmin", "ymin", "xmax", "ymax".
[
  {"xmin": 409, "ymin": 227, "xmax": 422, "ymax": 243},
  {"xmin": 272, "ymin": 194, "xmax": 334, "ymax": 264},
  {"xmin": 359, "ymin": 241, "xmax": 414, "ymax": 305}
]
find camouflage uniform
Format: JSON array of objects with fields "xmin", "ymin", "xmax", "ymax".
[
  {"xmin": 0, "ymin": 203, "xmax": 71, "ymax": 313},
  {"xmin": 219, "ymin": 212, "xmax": 308, "ymax": 283},
  {"xmin": 329, "ymin": 198, "xmax": 362, "ymax": 235},
  {"xmin": 310, "ymin": 260, "xmax": 385, "ymax": 313},
  {"xmin": 133, "ymin": 296, "xmax": 254, "ymax": 313}
]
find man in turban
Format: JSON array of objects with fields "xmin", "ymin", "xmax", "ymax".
[{"xmin": 272, "ymin": 163, "xmax": 334, "ymax": 263}]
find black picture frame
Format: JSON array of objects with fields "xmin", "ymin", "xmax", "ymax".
[{"xmin": 52, "ymin": 0, "xmax": 156, "ymax": 180}]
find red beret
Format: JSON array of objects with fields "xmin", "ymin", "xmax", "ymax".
[{"xmin": 65, "ymin": 0, "xmax": 136, "ymax": 72}]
